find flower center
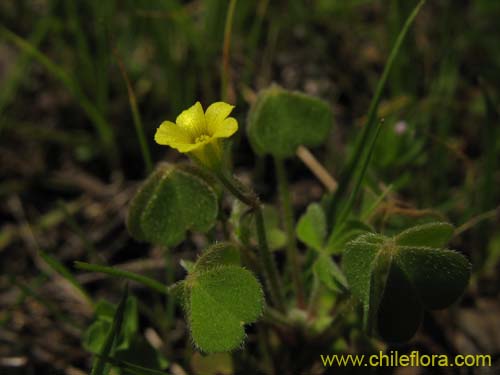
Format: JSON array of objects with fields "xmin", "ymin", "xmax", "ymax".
[{"xmin": 194, "ymin": 134, "xmax": 210, "ymax": 144}]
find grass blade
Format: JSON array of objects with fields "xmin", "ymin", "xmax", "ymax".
[
  {"xmin": 39, "ymin": 251, "xmax": 94, "ymax": 308},
  {"xmin": 221, "ymin": 0, "xmax": 238, "ymax": 102},
  {"xmin": 0, "ymin": 26, "xmax": 119, "ymax": 168},
  {"xmin": 113, "ymin": 49, "xmax": 153, "ymax": 174},
  {"xmin": 326, "ymin": 0, "xmax": 426, "ymax": 231},
  {"xmin": 335, "ymin": 120, "xmax": 383, "ymax": 228},
  {"xmin": 0, "ymin": 17, "xmax": 51, "ymax": 132},
  {"xmin": 74, "ymin": 261, "xmax": 167, "ymax": 295},
  {"xmin": 91, "ymin": 284, "xmax": 129, "ymax": 375}
]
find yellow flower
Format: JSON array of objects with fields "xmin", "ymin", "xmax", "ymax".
[{"xmin": 154, "ymin": 101, "xmax": 238, "ymax": 169}]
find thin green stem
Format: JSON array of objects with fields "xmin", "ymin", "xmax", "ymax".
[
  {"xmin": 74, "ymin": 261, "xmax": 167, "ymax": 295},
  {"xmin": 215, "ymin": 171, "xmax": 285, "ymax": 312},
  {"xmin": 214, "ymin": 170, "xmax": 258, "ymax": 208},
  {"xmin": 274, "ymin": 157, "xmax": 305, "ymax": 308}
]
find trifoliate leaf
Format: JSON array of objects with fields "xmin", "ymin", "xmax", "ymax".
[
  {"xmin": 247, "ymin": 85, "xmax": 333, "ymax": 158},
  {"xmin": 194, "ymin": 242, "xmax": 241, "ymax": 273},
  {"xmin": 313, "ymin": 254, "xmax": 348, "ymax": 292},
  {"xmin": 375, "ymin": 259, "xmax": 423, "ymax": 342},
  {"xmin": 395, "ymin": 222, "xmax": 454, "ymax": 248},
  {"xmin": 187, "ymin": 265, "xmax": 264, "ymax": 353},
  {"xmin": 342, "ymin": 224, "xmax": 470, "ymax": 342},
  {"xmin": 342, "ymin": 235, "xmax": 383, "ymax": 304},
  {"xmin": 127, "ymin": 163, "xmax": 218, "ymax": 247},
  {"xmin": 297, "ymin": 203, "xmax": 326, "ymax": 251},
  {"xmin": 395, "ymin": 246, "xmax": 471, "ymax": 309}
]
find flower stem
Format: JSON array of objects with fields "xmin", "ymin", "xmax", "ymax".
[
  {"xmin": 214, "ymin": 170, "xmax": 286, "ymax": 312},
  {"xmin": 274, "ymin": 157, "xmax": 305, "ymax": 308}
]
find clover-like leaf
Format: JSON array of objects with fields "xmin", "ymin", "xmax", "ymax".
[
  {"xmin": 297, "ymin": 203, "xmax": 326, "ymax": 251},
  {"xmin": 127, "ymin": 163, "xmax": 218, "ymax": 247},
  {"xmin": 395, "ymin": 222, "xmax": 454, "ymax": 248},
  {"xmin": 395, "ymin": 246, "xmax": 470, "ymax": 309},
  {"xmin": 247, "ymin": 85, "xmax": 333, "ymax": 158},
  {"xmin": 342, "ymin": 223, "xmax": 471, "ymax": 342},
  {"xmin": 313, "ymin": 254, "xmax": 348, "ymax": 292},
  {"xmin": 187, "ymin": 265, "xmax": 264, "ymax": 353},
  {"xmin": 194, "ymin": 242, "xmax": 241, "ymax": 273}
]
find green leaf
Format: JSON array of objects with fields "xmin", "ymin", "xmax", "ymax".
[
  {"xmin": 342, "ymin": 225, "xmax": 470, "ymax": 342},
  {"xmin": 395, "ymin": 222, "xmax": 454, "ymax": 248},
  {"xmin": 375, "ymin": 259, "xmax": 423, "ymax": 342},
  {"xmin": 342, "ymin": 236, "xmax": 382, "ymax": 305},
  {"xmin": 83, "ymin": 296, "xmax": 139, "ymax": 354},
  {"xmin": 94, "ymin": 300, "xmax": 116, "ymax": 321},
  {"xmin": 313, "ymin": 254, "xmax": 348, "ymax": 292},
  {"xmin": 127, "ymin": 164, "xmax": 168, "ymax": 241},
  {"xmin": 194, "ymin": 242, "xmax": 241, "ymax": 273},
  {"xmin": 127, "ymin": 163, "xmax": 218, "ymax": 247},
  {"xmin": 297, "ymin": 203, "xmax": 326, "ymax": 251},
  {"xmin": 83, "ymin": 320, "xmax": 111, "ymax": 354},
  {"xmin": 247, "ymin": 85, "xmax": 333, "ymax": 158},
  {"xmin": 187, "ymin": 265, "xmax": 264, "ymax": 353},
  {"xmin": 91, "ymin": 285, "xmax": 128, "ymax": 375},
  {"xmin": 395, "ymin": 246, "xmax": 471, "ymax": 310}
]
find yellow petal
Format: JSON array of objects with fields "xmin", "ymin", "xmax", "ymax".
[
  {"xmin": 205, "ymin": 102, "xmax": 234, "ymax": 135},
  {"xmin": 176, "ymin": 101, "xmax": 206, "ymax": 138},
  {"xmin": 154, "ymin": 120, "xmax": 192, "ymax": 145},
  {"xmin": 171, "ymin": 142, "xmax": 203, "ymax": 153},
  {"xmin": 212, "ymin": 117, "xmax": 238, "ymax": 139}
]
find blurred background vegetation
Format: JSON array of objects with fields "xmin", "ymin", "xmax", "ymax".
[{"xmin": 0, "ymin": 0, "xmax": 499, "ymax": 373}]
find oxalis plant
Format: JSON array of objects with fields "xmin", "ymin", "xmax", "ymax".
[{"xmin": 76, "ymin": 1, "xmax": 471, "ymax": 373}]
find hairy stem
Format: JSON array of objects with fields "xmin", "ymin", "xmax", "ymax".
[{"xmin": 215, "ymin": 170, "xmax": 286, "ymax": 312}]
